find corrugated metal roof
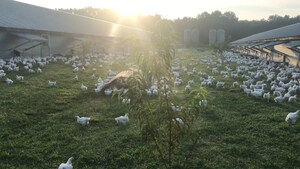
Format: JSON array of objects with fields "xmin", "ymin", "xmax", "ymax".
[
  {"xmin": 73, "ymin": 37, "xmax": 87, "ymax": 42},
  {"xmin": 284, "ymin": 40, "xmax": 300, "ymax": 48},
  {"xmin": 260, "ymin": 41, "xmax": 287, "ymax": 48},
  {"xmin": 10, "ymin": 32, "xmax": 47, "ymax": 41},
  {"xmin": 232, "ymin": 22, "xmax": 300, "ymax": 44},
  {"xmin": 248, "ymin": 42, "xmax": 267, "ymax": 47},
  {"xmin": 0, "ymin": 0, "xmax": 151, "ymax": 39}
]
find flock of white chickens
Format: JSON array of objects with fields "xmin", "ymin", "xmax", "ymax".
[
  {"xmin": 173, "ymin": 51, "xmax": 299, "ymax": 125},
  {"xmin": 1, "ymin": 50, "xmax": 299, "ymax": 168}
]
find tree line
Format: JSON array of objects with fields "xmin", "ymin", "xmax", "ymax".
[{"xmin": 58, "ymin": 8, "xmax": 300, "ymax": 45}]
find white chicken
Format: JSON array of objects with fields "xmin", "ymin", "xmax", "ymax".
[
  {"xmin": 73, "ymin": 67, "xmax": 79, "ymax": 73},
  {"xmin": 171, "ymin": 105, "xmax": 182, "ymax": 112},
  {"xmin": 91, "ymin": 74, "xmax": 95, "ymax": 79},
  {"xmin": 6, "ymin": 78, "xmax": 13, "ymax": 85},
  {"xmin": 251, "ymin": 90, "xmax": 263, "ymax": 97},
  {"xmin": 105, "ymin": 88, "xmax": 112, "ymax": 96},
  {"xmin": 288, "ymin": 95, "xmax": 297, "ymax": 103},
  {"xmin": 283, "ymin": 92, "xmax": 291, "ymax": 100},
  {"xmin": 75, "ymin": 116, "xmax": 91, "ymax": 125},
  {"xmin": 48, "ymin": 81, "xmax": 56, "ymax": 87},
  {"xmin": 199, "ymin": 99, "xmax": 208, "ymax": 107},
  {"xmin": 232, "ymin": 81, "xmax": 239, "ymax": 87},
  {"xmin": 263, "ymin": 92, "xmax": 270, "ymax": 101},
  {"xmin": 74, "ymin": 75, "xmax": 78, "ymax": 81},
  {"xmin": 274, "ymin": 95, "xmax": 284, "ymax": 103},
  {"xmin": 216, "ymin": 81, "xmax": 225, "ymax": 88},
  {"xmin": 152, "ymin": 89, "xmax": 158, "ymax": 95},
  {"xmin": 243, "ymin": 88, "xmax": 251, "ymax": 95},
  {"xmin": 122, "ymin": 98, "xmax": 131, "ymax": 105},
  {"xmin": 28, "ymin": 69, "xmax": 35, "ymax": 73},
  {"xmin": 58, "ymin": 157, "xmax": 73, "ymax": 169},
  {"xmin": 188, "ymin": 79, "xmax": 194, "ymax": 85},
  {"xmin": 16, "ymin": 75, "xmax": 24, "ymax": 81},
  {"xmin": 173, "ymin": 118, "xmax": 184, "ymax": 125},
  {"xmin": 81, "ymin": 84, "xmax": 87, "ymax": 91},
  {"xmin": 285, "ymin": 110, "xmax": 299, "ymax": 124},
  {"xmin": 95, "ymin": 87, "xmax": 101, "ymax": 93},
  {"xmin": 37, "ymin": 67, "xmax": 42, "ymax": 73},
  {"xmin": 145, "ymin": 89, "xmax": 152, "ymax": 96},
  {"xmin": 185, "ymin": 84, "xmax": 191, "ymax": 91},
  {"xmin": 115, "ymin": 113, "xmax": 129, "ymax": 124}
]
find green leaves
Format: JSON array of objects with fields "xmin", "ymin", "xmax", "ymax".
[{"xmin": 126, "ymin": 21, "xmax": 206, "ymax": 169}]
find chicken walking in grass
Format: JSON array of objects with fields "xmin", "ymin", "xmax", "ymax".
[
  {"xmin": 199, "ymin": 99, "xmax": 208, "ymax": 107},
  {"xmin": 122, "ymin": 98, "xmax": 131, "ymax": 105},
  {"xmin": 16, "ymin": 75, "xmax": 24, "ymax": 81},
  {"xmin": 105, "ymin": 88, "xmax": 112, "ymax": 96},
  {"xmin": 115, "ymin": 113, "xmax": 129, "ymax": 124},
  {"xmin": 185, "ymin": 84, "xmax": 191, "ymax": 91},
  {"xmin": 75, "ymin": 116, "xmax": 91, "ymax": 125},
  {"xmin": 48, "ymin": 81, "xmax": 56, "ymax": 87},
  {"xmin": 95, "ymin": 87, "xmax": 101, "ymax": 93},
  {"xmin": 74, "ymin": 75, "xmax": 78, "ymax": 81},
  {"xmin": 81, "ymin": 84, "xmax": 87, "ymax": 91},
  {"xmin": 288, "ymin": 95, "xmax": 297, "ymax": 103},
  {"xmin": 274, "ymin": 94, "xmax": 284, "ymax": 103},
  {"xmin": 58, "ymin": 157, "xmax": 73, "ymax": 169},
  {"xmin": 263, "ymin": 92, "xmax": 270, "ymax": 101},
  {"xmin": 285, "ymin": 110, "xmax": 299, "ymax": 124},
  {"xmin": 233, "ymin": 81, "xmax": 239, "ymax": 87},
  {"xmin": 6, "ymin": 78, "xmax": 13, "ymax": 85},
  {"xmin": 91, "ymin": 74, "xmax": 95, "ymax": 79},
  {"xmin": 73, "ymin": 67, "xmax": 79, "ymax": 73},
  {"xmin": 216, "ymin": 81, "xmax": 225, "ymax": 88},
  {"xmin": 37, "ymin": 67, "xmax": 42, "ymax": 73},
  {"xmin": 173, "ymin": 118, "xmax": 184, "ymax": 125}
]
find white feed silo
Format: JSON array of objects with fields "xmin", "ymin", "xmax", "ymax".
[
  {"xmin": 184, "ymin": 29, "xmax": 191, "ymax": 44},
  {"xmin": 209, "ymin": 29, "xmax": 217, "ymax": 44},
  {"xmin": 217, "ymin": 29, "xmax": 225, "ymax": 43},
  {"xmin": 191, "ymin": 28, "xmax": 199, "ymax": 44}
]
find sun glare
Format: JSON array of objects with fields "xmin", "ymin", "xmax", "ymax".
[{"xmin": 107, "ymin": 0, "xmax": 141, "ymax": 17}]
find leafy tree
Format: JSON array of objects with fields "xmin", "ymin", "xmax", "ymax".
[{"xmin": 125, "ymin": 20, "xmax": 206, "ymax": 168}]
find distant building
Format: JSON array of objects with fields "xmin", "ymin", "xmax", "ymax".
[{"xmin": 0, "ymin": 0, "xmax": 150, "ymax": 59}]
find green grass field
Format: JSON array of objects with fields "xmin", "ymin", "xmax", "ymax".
[{"xmin": 0, "ymin": 50, "xmax": 299, "ymax": 168}]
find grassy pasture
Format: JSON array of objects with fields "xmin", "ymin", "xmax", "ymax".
[{"xmin": 0, "ymin": 49, "xmax": 299, "ymax": 168}]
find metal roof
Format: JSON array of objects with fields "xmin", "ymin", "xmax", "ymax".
[
  {"xmin": 0, "ymin": 0, "xmax": 151, "ymax": 39},
  {"xmin": 232, "ymin": 22, "xmax": 300, "ymax": 44},
  {"xmin": 248, "ymin": 42, "xmax": 267, "ymax": 47},
  {"xmin": 260, "ymin": 41, "xmax": 287, "ymax": 48},
  {"xmin": 73, "ymin": 37, "xmax": 87, "ymax": 42},
  {"xmin": 284, "ymin": 40, "xmax": 300, "ymax": 48},
  {"xmin": 10, "ymin": 32, "xmax": 47, "ymax": 41}
]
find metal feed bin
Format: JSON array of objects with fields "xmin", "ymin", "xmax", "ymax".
[
  {"xmin": 209, "ymin": 29, "xmax": 217, "ymax": 44},
  {"xmin": 184, "ymin": 29, "xmax": 191, "ymax": 44},
  {"xmin": 217, "ymin": 29, "xmax": 225, "ymax": 43},
  {"xmin": 191, "ymin": 28, "xmax": 199, "ymax": 44}
]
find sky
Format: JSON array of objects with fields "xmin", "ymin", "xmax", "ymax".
[{"xmin": 15, "ymin": 0, "xmax": 300, "ymax": 20}]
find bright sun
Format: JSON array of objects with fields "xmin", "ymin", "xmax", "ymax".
[{"xmin": 109, "ymin": 1, "xmax": 141, "ymax": 17}]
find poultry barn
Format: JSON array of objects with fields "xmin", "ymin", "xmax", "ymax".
[
  {"xmin": 0, "ymin": 0, "xmax": 150, "ymax": 59},
  {"xmin": 231, "ymin": 22, "xmax": 300, "ymax": 67}
]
